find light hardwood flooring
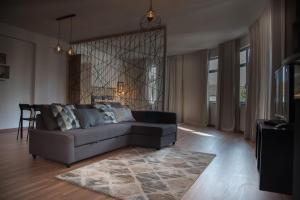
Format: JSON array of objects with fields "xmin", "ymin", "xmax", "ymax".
[{"xmin": 0, "ymin": 125, "xmax": 291, "ymax": 200}]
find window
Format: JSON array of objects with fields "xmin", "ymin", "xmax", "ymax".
[
  {"xmin": 148, "ymin": 65, "xmax": 157, "ymax": 104},
  {"xmin": 240, "ymin": 46, "xmax": 250, "ymax": 103},
  {"xmin": 208, "ymin": 57, "xmax": 218, "ymax": 102}
]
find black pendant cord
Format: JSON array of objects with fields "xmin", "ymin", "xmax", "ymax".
[
  {"xmin": 57, "ymin": 21, "xmax": 61, "ymax": 44},
  {"xmin": 149, "ymin": 0, "xmax": 153, "ymax": 11},
  {"xmin": 70, "ymin": 17, "xmax": 73, "ymax": 44},
  {"xmin": 55, "ymin": 14, "xmax": 76, "ymax": 53}
]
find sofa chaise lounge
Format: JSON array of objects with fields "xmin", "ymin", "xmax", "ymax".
[{"xmin": 29, "ymin": 105, "xmax": 177, "ymax": 167}]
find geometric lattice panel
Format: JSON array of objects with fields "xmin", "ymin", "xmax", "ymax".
[{"xmin": 70, "ymin": 27, "xmax": 166, "ymax": 111}]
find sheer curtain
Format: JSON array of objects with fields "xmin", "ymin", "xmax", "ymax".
[
  {"xmin": 164, "ymin": 50, "xmax": 209, "ymax": 126},
  {"xmin": 182, "ymin": 50, "xmax": 209, "ymax": 127},
  {"xmin": 216, "ymin": 39, "xmax": 240, "ymax": 132},
  {"xmin": 195, "ymin": 50, "xmax": 209, "ymax": 127},
  {"xmin": 244, "ymin": 5, "xmax": 272, "ymax": 140},
  {"xmin": 164, "ymin": 55, "xmax": 184, "ymax": 122}
]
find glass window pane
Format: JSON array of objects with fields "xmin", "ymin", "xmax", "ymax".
[
  {"xmin": 240, "ymin": 66, "xmax": 246, "ymax": 86},
  {"xmin": 208, "ymin": 58, "xmax": 218, "ymax": 102},
  {"xmin": 208, "ymin": 72, "xmax": 218, "ymax": 86},
  {"xmin": 240, "ymin": 48, "xmax": 248, "ymax": 103},
  {"xmin": 209, "ymin": 96, "xmax": 216, "ymax": 102},
  {"xmin": 240, "ymin": 50, "xmax": 247, "ymax": 64},
  {"xmin": 240, "ymin": 66, "xmax": 247, "ymax": 103},
  {"xmin": 209, "ymin": 59, "xmax": 218, "ymax": 71}
]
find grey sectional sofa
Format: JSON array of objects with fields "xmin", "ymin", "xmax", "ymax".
[{"xmin": 29, "ymin": 106, "xmax": 177, "ymax": 167}]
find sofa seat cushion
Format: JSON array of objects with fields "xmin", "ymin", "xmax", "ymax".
[
  {"xmin": 67, "ymin": 123, "xmax": 132, "ymax": 147},
  {"xmin": 127, "ymin": 122, "xmax": 177, "ymax": 137}
]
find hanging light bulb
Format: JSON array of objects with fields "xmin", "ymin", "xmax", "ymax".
[
  {"xmin": 55, "ymin": 14, "xmax": 76, "ymax": 55},
  {"xmin": 56, "ymin": 43, "xmax": 62, "ymax": 52},
  {"xmin": 67, "ymin": 17, "xmax": 75, "ymax": 56},
  {"xmin": 146, "ymin": 0, "xmax": 156, "ymax": 22},
  {"xmin": 55, "ymin": 21, "xmax": 62, "ymax": 53},
  {"xmin": 67, "ymin": 47, "xmax": 75, "ymax": 56},
  {"xmin": 140, "ymin": 0, "xmax": 161, "ymax": 29}
]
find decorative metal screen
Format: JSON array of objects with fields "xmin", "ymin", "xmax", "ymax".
[{"xmin": 71, "ymin": 27, "xmax": 166, "ymax": 111}]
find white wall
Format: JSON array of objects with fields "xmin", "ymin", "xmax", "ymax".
[
  {"xmin": 0, "ymin": 23, "xmax": 67, "ymax": 129},
  {"xmin": 0, "ymin": 36, "xmax": 35, "ymax": 129}
]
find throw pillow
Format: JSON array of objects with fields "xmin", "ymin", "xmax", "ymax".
[
  {"xmin": 74, "ymin": 108, "xmax": 107, "ymax": 129},
  {"xmin": 112, "ymin": 107, "xmax": 135, "ymax": 122},
  {"xmin": 93, "ymin": 104, "xmax": 117, "ymax": 123},
  {"xmin": 51, "ymin": 104, "xmax": 80, "ymax": 131}
]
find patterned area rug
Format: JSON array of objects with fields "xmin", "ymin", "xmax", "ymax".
[{"xmin": 56, "ymin": 147, "xmax": 215, "ymax": 200}]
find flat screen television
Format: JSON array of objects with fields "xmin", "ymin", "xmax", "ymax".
[
  {"xmin": 275, "ymin": 65, "xmax": 293, "ymax": 122},
  {"xmin": 295, "ymin": 64, "xmax": 300, "ymax": 99}
]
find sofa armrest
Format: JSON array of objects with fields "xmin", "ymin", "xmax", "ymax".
[
  {"xmin": 29, "ymin": 129, "xmax": 75, "ymax": 165},
  {"xmin": 131, "ymin": 111, "xmax": 177, "ymax": 124}
]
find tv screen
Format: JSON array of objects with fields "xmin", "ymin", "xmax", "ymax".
[
  {"xmin": 295, "ymin": 64, "xmax": 300, "ymax": 99},
  {"xmin": 275, "ymin": 65, "xmax": 290, "ymax": 121}
]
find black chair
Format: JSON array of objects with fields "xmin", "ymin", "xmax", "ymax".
[
  {"xmin": 28, "ymin": 104, "xmax": 43, "ymax": 141},
  {"xmin": 17, "ymin": 104, "xmax": 35, "ymax": 140}
]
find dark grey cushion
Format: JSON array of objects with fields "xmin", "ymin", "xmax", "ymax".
[
  {"xmin": 127, "ymin": 122, "xmax": 177, "ymax": 137},
  {"xmin": 100, "ymin": 102, "xmax": 123, "ymax": 108},
  {"xmin": 75, "ymin": 104, "xmax": 94, "ymax": 109},
  {"xmin": 74, "ymin": 108, "xmax": 106, "ymax": 129},
  {"xmin": 41, "ymin": 105, "xmax": 58, "ymax": 130},
  {"xmin": 67, "ymin": 123, "xmax": 132, "ymax": 146},
  {"xmin": 112, "ymin": 107, "xmax": 135, "ymax": 122}
]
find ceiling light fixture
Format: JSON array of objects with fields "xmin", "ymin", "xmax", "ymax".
[
  {"xmin": 140, "ymin": 0, "xmax": 161, "ymax": 30},
  {"xmin": 67, "ymin": 17, "xmax": 75, "ymax": 56},
  {"xmin": 55, "ymin": 20, "xmax": 62, "ymax": 53},
  {"xmin": 55, "ymin": 14, "xmax": 76, "ymax": 56}
]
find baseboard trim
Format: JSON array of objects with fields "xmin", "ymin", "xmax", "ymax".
[{"xmin": 0, "ymin": 127, "xmax": 28, "ymax": 134}]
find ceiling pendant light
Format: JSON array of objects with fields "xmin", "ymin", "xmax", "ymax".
[
  {"xmin": 55, "ymin": 14, "xmax": 76, "ymax": 56},
  {"xmin": 140, "ymin": 0, "xmax": 161, "ymax": 30},
  {"xmin": 146, "ymin": 0, "xmax": 155, "ymax": 22},
  {"xmin": 67, "ymin": 17, "xmax": 75, "ymax": 56},
  {"xmin": 55, "ymin": 20, "xmax": 62, "ymax": 53}
]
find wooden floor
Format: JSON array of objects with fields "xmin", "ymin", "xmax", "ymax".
[{"xmin": 0, "ymin": 125, "xmax": 291, "ymax": 200}]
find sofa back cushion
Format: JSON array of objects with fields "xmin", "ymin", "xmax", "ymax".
[
  {"xmin": 94, "ymin": 102, "xmax": 123, "ymax": 108},
  {"xmin": 75, "ymin": 104, "xmax": 94, "ymax": 109},
  {"xmin": 112, "ymin": 107, "xmax": 135, "ymax": 122},
  {"xmin": 74, "ymin": 108, "xmax": 107, "ymax": 129}
]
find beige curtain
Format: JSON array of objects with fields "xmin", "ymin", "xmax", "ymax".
[
  {"xmin": 196, "ymin": 50, "xmax": 209, "ymax": 127},
  {"xmin": 245, "ymin": 5, "xmax": 272, "ymax": 140},
  {"xmin": 165, "ymin": 50, "xmax": 209, "ymax": 126},
  {"xmin": 182, "ymin": 50, "xmax": 209, "ymax": 127},
  {"xmin": 216, "ymin": 39, "xmax": 240, "ymax": 132},
  {"xmin": 164, "ymin": 55, "xmax": 184, "ymax": 122}
]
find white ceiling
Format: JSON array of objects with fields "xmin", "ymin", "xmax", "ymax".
[{"xmin": 0, "ymin": 0, "xmax": 267, "ymax": 55}]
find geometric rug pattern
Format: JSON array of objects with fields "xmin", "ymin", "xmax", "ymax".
[{"xmin": 56, "ymin": 147, "xmax": 215, "ymax": 200}]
